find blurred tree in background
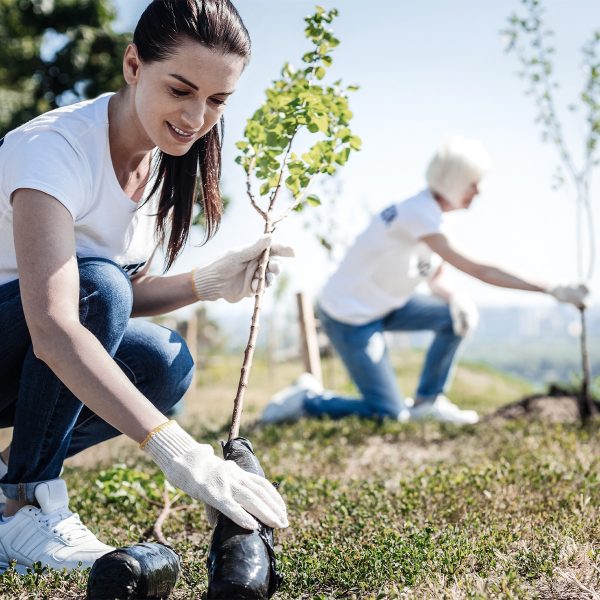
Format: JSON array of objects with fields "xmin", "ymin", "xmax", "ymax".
[{"xmin": 0, "ymin": 0, "xmax": 128, "ymax": 135}]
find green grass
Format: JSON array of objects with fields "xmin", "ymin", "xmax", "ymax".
[{"xmin": 1, "ymin": 354, "xmax": 598, "ymax": 599}]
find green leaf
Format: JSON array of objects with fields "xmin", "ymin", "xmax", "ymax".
[
  {"xmin": 334, "ymin": 147, "xmax": 351, "ymax": 165},
  {"xmin": 349, "ymin": 135, "xmax": 362, "ymax": 150},
  {"xmin": 306, "ymin": 194, "xmax": 321, "ymax": 207},
  {"xmin": 285, "ymin": 175, "xmax": 300, "ymax": 196},
  {"xmin": 311, "ymin": 114, "xmax": 329, "ymax": 132}
]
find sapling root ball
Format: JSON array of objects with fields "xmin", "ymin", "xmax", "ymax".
[{"xmin": 206, "ymin": 437, "xmax": 283, "ymax": 600}]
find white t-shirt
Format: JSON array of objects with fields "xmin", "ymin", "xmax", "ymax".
[
  {"xmin": 318, "ymin": 189, "xmax": 444, "ymax": 325},
  {"xmin": 0, "ymin": 93, "xmax": 158, "ymax": 285}
]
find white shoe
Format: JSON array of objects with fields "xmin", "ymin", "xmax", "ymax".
[
  {"xmin": 410, "ymin": 395, "xmax": 479, "ymax": 425},
  {"xmin": 397, "ymin": 408, "xmax": 411, "ymax": 423},
  {"xmin": 261, "ymin": 372, "xmax": 324, "ymax": 424},
  {"xmin": 295, "ymin": 372, "xmax": 324, "ymax": 396},
  {"xmin": 0, "ymin": 457, "xmax": 63, "ymax": 513},
  {"xmin": 0, "ymin": 479, "xmax": 114, "ymax": 573}
]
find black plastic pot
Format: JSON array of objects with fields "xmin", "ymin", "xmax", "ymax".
[
  {"xmin": 87, "ymin": 542, "xmax": 180, "ymax": 600},
  {"xmin": 206, "ymin": 437, "xmax": 283, "ymax": 600}
]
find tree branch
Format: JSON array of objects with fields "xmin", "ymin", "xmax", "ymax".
[
  {"xmin": 268, "ymin": 132, "xmax": 298, "ymax": 213},
  {"xmin": 245, "ymin": 157, "xmax": 267, "ymax": 220},
  {"xmin": 153, "ymin": 482, "xmax": 173, "ymax": 546}
]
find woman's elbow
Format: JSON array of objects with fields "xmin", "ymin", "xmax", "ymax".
[{"xmin": 28, "ymin": 316, "xmax": 76, "ymax": 363}]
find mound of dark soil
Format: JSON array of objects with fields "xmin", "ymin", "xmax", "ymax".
[{"xmin": 490, "ymin": 385, "xmax": 600, "ymax": 423}]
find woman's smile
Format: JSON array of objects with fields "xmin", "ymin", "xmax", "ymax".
[{"xmin": 166, "ymin": 121, "xmax": 197, "ymax": 143}]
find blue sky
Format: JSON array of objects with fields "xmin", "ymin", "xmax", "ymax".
[{"xmin": 114, "ymin": 0, "xmax": 600, "ymax": 313}]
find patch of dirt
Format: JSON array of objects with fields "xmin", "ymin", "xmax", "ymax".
[
  {"xmin": 488, "ymin": 390, "xmax": 600, "ymax": 424},
  {"xmin": 342, "ymin": 434, "xmax": 468, "ymax": 480},
  {"xmin": 492, "ymin": 395, "xmax": 582, "ymax": 423},
  {"xmin": 340, "ymin": 390, "xmax": 600, "ymax": 480}
]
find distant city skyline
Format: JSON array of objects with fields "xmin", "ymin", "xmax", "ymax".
[{"xmin": 114, "ymin": 0, "xmax": 600, "ymax": 318}]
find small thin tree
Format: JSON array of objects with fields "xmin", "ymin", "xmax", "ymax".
[
  {"xmin": 152, "ymin": 5, "xmax": 361, "ymax": 544},
  {"xmin": 504, "ymin": 0, "xmax": 599, "ymax": 420},
  {"xmin": 229, "ymin": 5, "xmax": 361, "ymax": 439}
]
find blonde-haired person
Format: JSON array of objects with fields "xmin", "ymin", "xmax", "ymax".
[{"xmin": 262, "ymin": 137, "xmax": 588, "ymax": 425}]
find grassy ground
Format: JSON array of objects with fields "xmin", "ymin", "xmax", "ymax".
[{"xmin": 1, "ymin": 352, "xmax": 599, "ymax": 599}]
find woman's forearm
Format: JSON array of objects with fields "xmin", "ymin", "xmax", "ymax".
[
  {"xmin": 131, "ymin": 271, "xmax": 198, "ymax": 317},
  {"xmin": 35, "ymin": 321, "xmax": 167, "ymax": 443},
  {"xmin": 477, "ymin": 265, "xmax": 547, "ymax": 292}
]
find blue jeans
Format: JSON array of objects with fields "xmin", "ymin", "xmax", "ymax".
[
  {"xmin": 304, "ymin": 295, "xmax": 463, "ymax": 419},
  {"xmin": 0, "ymin": 257, "xmax": 194, "ymax": 503}
]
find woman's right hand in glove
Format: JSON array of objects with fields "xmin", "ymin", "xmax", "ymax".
[
  {"xmin": 141, "ymin": 420, "xmax": 288, "ymax": 531},
  {"xmin": 547, "ymin": 283, "xmax": 589, "ymax": 308}
]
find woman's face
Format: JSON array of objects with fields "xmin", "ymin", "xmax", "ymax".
[
  {"xmin": 124, "ymin": 37, "xmax": 245, "ymax": 155},
  {"xmin": 459, "ymin": 181, "xmax": 480, "ymax": 209}
]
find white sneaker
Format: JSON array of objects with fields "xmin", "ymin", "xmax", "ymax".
[
  {"xmin": 397, "ymin": 407, "xmax": 411, "ymax": 423},
  {"xmin": 0, "ymin": 458, "xmax": 63, "ymax": 514},
  {"xmin": 410, "ymin": 395, "xmax": 479, "ymax": 425},
  {"xmin": 295, "ymin": 372, "xmax": 324, "ymax": 396},
  {"xmin": 0, "ymin": 479, "xmax": 114, "ymax": 573},
  {"xmin": 261, "ymin": 372, "xmax": 324, "ymax": 424}
]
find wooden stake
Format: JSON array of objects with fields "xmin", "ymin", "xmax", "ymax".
[{"xmin": 296, "ymin": 292, "xmax": 323, "ymax": 384}]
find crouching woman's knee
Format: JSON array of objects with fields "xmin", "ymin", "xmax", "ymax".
[
  {"xmin": 78, "ymin": 257, "xmax": 133, "ymax": 343},
  {"xmin": 147, "ymin": 327, "xmax": 195, "ymax": 414},
  {"xmin": 157, "ymin": 331, "xmax": 195, "ymax": 410}
]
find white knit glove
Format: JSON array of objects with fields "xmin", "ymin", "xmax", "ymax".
[
  {"xmin": 449, "ymin": 292, "xmax": 479, "ymax": 337},
  {"xmin": 547, "ymin": 283, "xmax": 589, "ymax": 308},
  {"xmin": 192, "ymin": 235, "xmax": 294, "ymax": 303},
  {"xmin": 142, "ymin": 421, "xmax": 288, "ymax": 530}
]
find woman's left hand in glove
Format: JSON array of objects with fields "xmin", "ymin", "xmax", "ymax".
[
  {"xmin": 192, "ymin": 235, "xmax": 294, "ymax": 303},
  {"xmin": 449, "ymin": 292, "xmax": 479, "ymax": 337}
]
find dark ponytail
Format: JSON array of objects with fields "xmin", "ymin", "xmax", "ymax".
[{"xmin": 133, "ymin": 0, "xmax": 251, "ymax": 269}]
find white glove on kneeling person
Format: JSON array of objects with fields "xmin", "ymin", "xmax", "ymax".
[
  {"xmin": 547, "ymin": 283, "xmax": 589, "ymax": 308},
  {"xmin": 449, "ymin": 292, "xmax": 479, "ymax": 337},
  {"xmin": 141, "ymin": 420, "xmax": 288, "ymax": 531},
  {"xmin": 192, "ymin": 235, "xmax": 294, "ymax": 303}
]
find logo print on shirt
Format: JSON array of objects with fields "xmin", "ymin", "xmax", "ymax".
[
  {"xmin": 417, "ymin": 258, "xmax": 432, "ymax": 277},
  {"xmin": 122, "ymin": 261, "xmax": 146, "ymax": 277},
  {"xmin": 380, "ymin": 205, "xmax": 397, "ymax": 225}
]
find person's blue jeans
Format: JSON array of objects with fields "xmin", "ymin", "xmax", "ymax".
[
  {"xmin": 0, "ymin": 257, "xmax": 194, "ymax": 503},
  {"xmin": 304, "ymin": 294, "xmax": 463, "ymax": 419}
]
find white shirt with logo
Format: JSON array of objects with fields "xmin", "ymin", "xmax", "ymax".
[
  {"xmin": 318, "ymin": 189, "xmax": 444, "ymax": 325},
  {"xmin": 0, "ymin": 93, "xmax": 158, "ymax": 285}
]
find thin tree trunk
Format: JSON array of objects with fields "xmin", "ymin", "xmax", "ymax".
[
  {"xmin": 228, "ymin": 221, "xmax": 273, "ymax": 441},
  {"xmin": 578, "ymin": 307, "xmax": 596, "ymax": 423}
]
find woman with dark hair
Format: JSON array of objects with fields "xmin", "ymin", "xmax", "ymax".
[{"xmin": 0, "ymin": 0, "xmax": 289, "ymax": 573}]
